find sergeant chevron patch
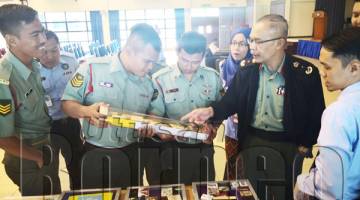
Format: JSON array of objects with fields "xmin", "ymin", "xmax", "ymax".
[
  {"xmin": 71, "ymin": 73, "xmax": 84, "ymax": 87},
  {"xmin": 0, "ymin": 99, "xmax": 11, "ymax": 116}
]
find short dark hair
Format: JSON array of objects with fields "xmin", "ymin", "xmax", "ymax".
[
  {"xmin": 129, "ymin": 23, "xmax": 161, "ymax": 52},
  {"xmin": 0, "ymin": 4, "xmax": 38, "ymax": 37},
  {"xmin": 177, "ymin": 31, "xmax": 207, "ymax": 55},
  {"xmin": 322, "ymin": 27, "xmax": 360, "ymax": 67},
  {"xmin": 45, "ymin": 30, "xmax": 59, "ymax": 44}
]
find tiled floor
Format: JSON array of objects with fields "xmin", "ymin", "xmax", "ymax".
[{"xmin": 0, "ymin": 56, "xmax": 340, "ymax": 198}]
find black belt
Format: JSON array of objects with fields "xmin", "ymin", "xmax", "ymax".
[
  {"xmin": 248, "ymin": 126, "xmax": 291, "ymax": 142},
  {"xmin": 52, "ymin": 117, "xmax": 76, "ymax": 124},
  {"xmin": 84, "ymin": 141, "xmax": 138, "ymax": 150}
]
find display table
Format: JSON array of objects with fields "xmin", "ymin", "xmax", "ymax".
[{"xmin": 8, "ymin": 180, "xmax": 258, "ymax": 200}]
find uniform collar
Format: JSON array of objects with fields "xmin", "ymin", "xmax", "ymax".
[
  {"xmin": 260, "ymin": 55, "xmax": 286, "ymax": 75},
  {"xmin": 59, "ymin": 56, "xmax": 67, "ymax": 65},
  {"xmin": 110, "ymin": 53, "xmax": 143, "ymax": 82},
  {"xmin": 339, "ymin": 81, "xmax": 360, "ymax": 99},
  {"xmin": 110, "ymin": 54, "xmax": 126, "ymax": 74},
  {"xmin": 172, "ymin": 64, "xmax": 182, "ymax": 79},
  {"xmin": 4, "ymin": 51, "xmax": 40, "ymax": 80},
  {"xmin": 40, "ymin": 61, "xmax": 61, "ymax": 71}
]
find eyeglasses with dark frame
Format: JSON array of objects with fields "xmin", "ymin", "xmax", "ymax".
[
  {"xmin": 247, "ymin": 37, "xmax": 284, "ymax": 45},
  {"xmin": 230, "ymin": 41, "xmax": 248, "ymax": 48}
]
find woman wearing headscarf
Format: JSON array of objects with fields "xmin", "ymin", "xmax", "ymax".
[{"xmin": 220, "ymin": 27, "xmax": 252, "ymax": 180}]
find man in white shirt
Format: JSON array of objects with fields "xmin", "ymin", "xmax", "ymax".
[{"xmin": 294, "ymin": 27, "xmax": 360, "ymax": 200}]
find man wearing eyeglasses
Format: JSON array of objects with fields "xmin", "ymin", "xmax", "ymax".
[
  {"xmin": 182, "ymin": 14, "xmax": 325, "ymax": 200},
  {"xmin": 61, "ymin": 23, "xmax": 161, "ymax": 189},
  {"xmin": 149, "ymin": 31, "xmax": 222, "ymax": 185}
]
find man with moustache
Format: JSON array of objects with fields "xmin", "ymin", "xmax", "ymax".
[{"xmin": 182, "ymin": 14, "xmax": 325, "ymax": 200}]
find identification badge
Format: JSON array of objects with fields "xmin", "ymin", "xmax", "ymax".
[
  {"xmin": 276, "ymin": 85, "xmax": 285, "ymax": 95},
  {"xmin": 99, "ymin": 81, "xmax": 113, "ymax": 88},
  {"xmin": 44, "ymin": 95, "xmax": 53, "ymax": 107},
  {"xmin": 165, "ymin": 88, "xmax": 179, "ymax": 93}
]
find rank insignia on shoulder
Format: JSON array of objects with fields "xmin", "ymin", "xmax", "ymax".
[
  {"xmin": 99, "ymin": 81, "xmax": 113, "ymax": 88},
  {"xmin": 61, "ymin": 63, "xmax": 70, "ymax": 70},
  {"xmin": 0, "ymin": 99, "xmax": 11, "ymax": 116},
  {"xmin": 305, "ymin": 66, "xmax": 313, "ymax": 75},
  {"xmin": 293, "ymin": 61, "xmax": 300, "ymax": 68},
  {"xmin": 240, "ymin": 59, "xmax": 253, "ymax": 67},
  {"xmin": 0, "ymin": 79, "xmax": 9, "ymax": 85},
  {"xmin": 240, "ymin": 60, "xmax": 246, "ymax": 67},
  {"xmin": 70, "ymin": 73, "xmax": 84, "ymax": 87},
  {"xmin": 151, "ymin": 89, "xmax": 159, "ymax": 101}
]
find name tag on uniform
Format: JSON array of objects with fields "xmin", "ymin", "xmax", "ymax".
[
  {"xmin": 63, "ymin": 71, "xmax": 72, "ymax": 76},
  {"xmin": 99, "ymin": 81, "xmax": 113, "ymax": 88},
  {"xmin": 139, "ymin": 94, "xmax": 149, "ymax": 98},
  {"xmin": 165, "ymin": 88, "xmax": 179, "ymax": 93},
  {"xmin": 44, "ymin": 95, "xmax": 53, "ymax": 107}
]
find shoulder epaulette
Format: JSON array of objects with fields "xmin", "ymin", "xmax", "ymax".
[
  {"xmin": 0, "ymin": 61, "xmax": 13, "ymax": 85},
  {"xmin": 292, "ymin": 56, "xmax": 316, "ymax": 76},
  {"xmin": 200, "ymin": 65, "xmax": 219, "ymax": 76},
  {"xmin": 82, "ymin": 56, "xmax": 112, "ymax": 65},
  {"xmin": 152, "ymin": 66, "xmax": 173, "ymax": 79},
  {"xmin": 60, "ymin": 51, "xmax": 76, "ymax": 58}
]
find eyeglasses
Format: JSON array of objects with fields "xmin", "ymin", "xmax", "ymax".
[
  {"xmin": 247, "ymin": 37, "xmax": 284, "ymax": 45},
  {"xmin": 230, "ymin": 41, "xmax": 248, "ymax": 48}
]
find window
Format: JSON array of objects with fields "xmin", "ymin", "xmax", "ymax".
[
  {"xmin": 39, "ymin": 11, "xmax": 92, "ymax": 51},
  {"xmin": 118, "ymin": 9, "xmax": 177, "ymax": 50},
  {"xmin": 191, "ymin": 8, "xmax": 219, "ymax": 17}
]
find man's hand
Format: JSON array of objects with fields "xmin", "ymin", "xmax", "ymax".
[
  {"xmin": 35, "ymin": 151, "xmax": 44, "ymax": 168},
  {"xmin": 180, "ymin": 107, "xmax": 214, "ymax": 124},
  {"xmin": 298, "ymin": 146, "xmax": 313, "ymax": 158},
  {"xmin": 232, "ymin": 114, "xmax": 238, "ymax": 124},
  {"xmin": 86, "ymin": 102, "xmax": 108, "ymax": 128},
  {"xmin": 294, "ymin": 183, "xmax": 311, "ymax": 200},
  {"xmin": 203, "ymin": 123, "xmax": 218, "ymax": 144},
  {"xmin": 138, "ymin": 124, "xmax": 156, "ymax": 138},
  {"xmin": 156, "ymin": 133, "xmax": 175, "ymax": 141},
  {"xmin": 0, "ymin": 137, "xmax": 45, "ymax": 169}
]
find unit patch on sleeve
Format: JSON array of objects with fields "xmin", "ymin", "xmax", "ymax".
[
  {"xmin": 70, "ymin": 73, "xmax": 84, "ymax": 88},
  {"xmin": 151, "ymin": 89, "xmax": 159, "ymax": 101},
  {"xmin": 0, "ymin": 99, "xmax": 11, "ymax": 116}
]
